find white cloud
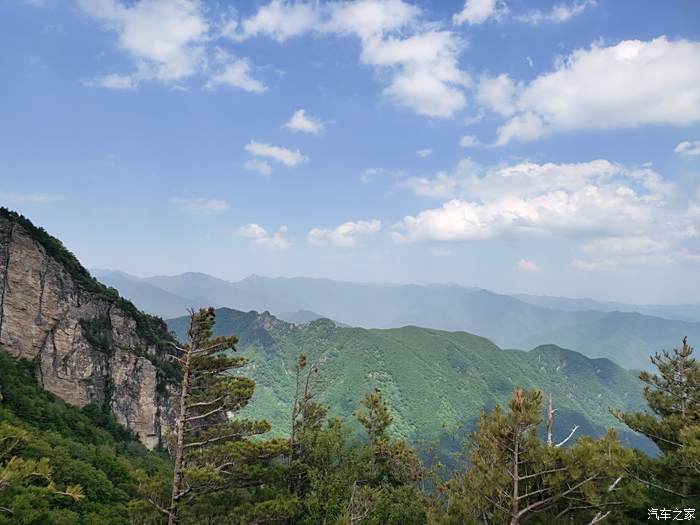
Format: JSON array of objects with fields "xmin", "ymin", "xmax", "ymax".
[
  {"xmin": 404, "ymin": 172, "xmax": 459, "ymax": 199},
  {"xmin": 78, "ymin": 0, "xmax": 267, "ymax": 93},
  {"xmin": 363, "ymin": 30, "xmax": 470, "ymax": 117},
  {"xmin": 206, "ymin": 58, "xmax": 266, "ymax": 93},
  {"xmin": 453, "ymin": 0, "xmax": 506, "ymax": 25},
  {"xmin": 78, "ymin": 0, "xmax": 209, "ymax": 85},
  {"xmin": 308, "ymin": 219, "xmax": 381, "ymax": 247},
  {"xmin": 239, "ymin": 223, "xmax": 292, "ymax": 250},
  {"xmin": 236, "ymin": 0, "xmax": 321, "ymax": 42},
  {"xmin": 517, "ymin": 0, "xmax": 597, "ymax": 25},
  {"xmin": 674, "ymin": 140, "xmax": 700, "ymax": 156},
  {"xmin": 85, "ymin": 73, "xmax": 137, "ymax": 90},
  {"xmin": 172, "ymin": 197, "xmax": 229, "ymax": 216},
  {"xmin": 323, "ymin": 0, "xmax": 420, "ymax": 39},
  {"xmin": 244, "ymin": 159, "xmax": 273, "ymax": 177},
  {"xmin": 476, "ymin": 74, "xmax": 520, "ymax": 116},
  {"xmin": 483, "ymin": 37, "xmax": 700, "ymax": 144},
  {"xmin": 234, "ymin": 0, "xmax": 469, "ymax": 118},
  {"xmin": 416, "ymin": 148, "xmax": 433, "ymax": 158},
  {"xmin": 395, "ymin": 159, "xmax": 682, "ymax": 244},
  {"xmin": 517, "ymin": 259, "xmax": 541, "ymax": 272},
  {"xmin": 239, "ymin": 223, "xmax": 267, "ymax": 238},
  {"xmin": 245, "ymin": 141, "xmax": 308, "ymax": 167},
  {"xmin": 284, "ymin": 109, "xmax": 324, "ymax": 134},
  {"xmin": 460, "ymin": 134, "xmax": 479, "ymax": 147}
]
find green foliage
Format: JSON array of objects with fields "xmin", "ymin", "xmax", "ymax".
[
  {"xmin": 79, "ymin": 316, "xmax": 114, "ymax": 355},
  {"xmin": 433, "ymin": 388, "xmax": 639, "ymax": 525},
  {"xmin": 615, "ymin": 337, "xmax": 700, "ymax": 509},
  {"xmin": 153, "ymin": 307, "xmax": 296, "ymax": 525},
  {"xmin": 167, "ymin": 309, "xmax": 649, "ymax": 455},
  {"xmin": 0, "ymin": 350, "xmax": 171, "ymax": 524}
]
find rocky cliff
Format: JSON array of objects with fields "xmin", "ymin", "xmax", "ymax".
[{"xmin": 0, "ymin": 208, "xmax": 177, "ymax": 449}]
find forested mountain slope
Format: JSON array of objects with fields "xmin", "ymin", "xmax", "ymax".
[{"xmin": 167, "ymin": 308, "xmax": 652, "ymax": 452}]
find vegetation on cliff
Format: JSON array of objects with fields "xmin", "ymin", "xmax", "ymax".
[
  {"xmin": 0, "ymin": 351, "xmax": 172, "ymax": 524},
  {"xmin": 0, "ymin": 207, "xmax": 172, "ymax": 351}
]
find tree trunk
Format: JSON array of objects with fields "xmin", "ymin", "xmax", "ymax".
[
  {"xmin": 511, "ymin": 429, "xmax": 520, "ymax": 525},
  {"xmin": 168, "ymin": 341, "xmax": 193, "ymax": 525}
]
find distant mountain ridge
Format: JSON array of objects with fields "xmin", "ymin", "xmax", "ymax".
[
  {"xmin": 166, "ymin": 307, "xmax": 653, "ymax": 454},
  {"xmin": 515, "ymin": 293, "xmax": 700, "ymax": 323},
  {"xmin": 95, "ymin": 270, "xmax": 700, "ymax": 371}
]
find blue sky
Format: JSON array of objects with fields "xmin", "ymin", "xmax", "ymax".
[{"xmin": 1, "ymin": 0, "xmax": 699, "ymax": 303}]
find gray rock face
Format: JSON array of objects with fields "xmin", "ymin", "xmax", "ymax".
[{"xmin": 0, "ymin": 215, "xmax": 174, "ymax": 449}]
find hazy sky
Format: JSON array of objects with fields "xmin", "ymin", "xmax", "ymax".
[{"xmin": 1, "ymin": 0, "xmax": 699, "ymax": 303}]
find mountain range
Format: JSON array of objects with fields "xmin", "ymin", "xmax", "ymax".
[
  {"xmin": 95, "ymin": 270, "xmax": 700, "ymax": 371},
  {"xmin": 166, "ymin": 307, "xmax": 653, "ymax": 455}
]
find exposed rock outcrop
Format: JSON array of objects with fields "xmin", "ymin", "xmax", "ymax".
[{"xmin": 0, "ymin": 209, "xmax": 176, "ymax": 449}]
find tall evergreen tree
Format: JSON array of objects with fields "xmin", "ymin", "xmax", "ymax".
[
  {"xmin": 435, "ymin": 388, "xmax": 632, "ymax": 525},
  {"xmin": 159, "ymin": 307, "xmax": 296, "ymax": 525},
  {"xmin": 614, "ymin": 337, "xmax": 700, "ymax": 507}
]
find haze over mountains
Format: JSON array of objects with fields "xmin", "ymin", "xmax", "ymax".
[{"xmin": 94, "ymin": 270, "xmax": 700, "ymax": 371}]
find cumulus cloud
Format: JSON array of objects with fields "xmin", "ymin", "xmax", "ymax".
[
  {"xmin": 233, "ymin": 0, "xmax": 470, "ymax": 118},
  {"xmin": 235, "ymin": 0, "xmax": 321, "ymax": 42},
  {"xmin": 476, "ymin": 73, "xmax": 519, "ymax": 116},
  {"xmin": 516, "ymin": 0, "xmax": 597, "ymax": 25},
  {"xmin": 453, "ymin": 0, "xmax": 507, "ymax": 26},
  {"xmin": 206, "ymin": 57, "xmax": 266, "ymax": 92},
  {"xmin": 395, "ymin": 158, "xmax": 681, "ymax": 244},
  {"xmin": 284, "ymin": 109, "xmax": 324, "ymax": 134},
  {"xmin": 78, "ymin": 0, "xmax": 266, "ymax": 93},
  {"xmin": 479, "ymin": 37, "xmax": 700, "ymax": 144},
  {"xmin": 172, "ymin": 197, "xmax": 229, "ymax": 215},
  {"xmin": 517, "ymin": 259, "xmax": 541, "ymax": 272},
  {"xmin": 78, "ymin": 0, "xmax": 209, "ymax": 86},
  {"xmin": 416, "ymin": 148, "xmax": 433, "ymax": 158},
  {"xmin": 244, "ymin": 159, "xmax": 273, "ymax": 176},
  {"xmin": 245, "ymin": 141, "xmax": 308, "ymax": 167},
  {"xmin": 674, "ymin": 140, "xmax": 700, "ymax": 156},
  {"xmin": 239, "ymin": 223, "xmax": 292, "ymax": 250},
  {"xmin": 308, "ymin": 219, "xmax": 381, "ymax": 247}
]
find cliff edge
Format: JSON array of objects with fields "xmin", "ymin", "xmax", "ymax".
[{"xmin": 0, "ymin": 208, "xmax": 177, "ymax": 449}]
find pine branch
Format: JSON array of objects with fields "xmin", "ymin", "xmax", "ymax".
[
  {"xmin": 588, "ymin": 511, "xmax": 611, "ymax": 524},
  {"xmin": 517, "ymin": 486, "xmax": 551, "ymax": 501},
  {"xmin": 186, "ymin": 395, "xmax": 225, "ymax": 410},
  {"xmin": 627, "ymin": 472, "xmax": 690, "ymax": 498},
  {"xmin": 185, "ymin": 405, "xmax": 226, "ymax": 422},
  {"xmin": 518, "ymin": 467, "xmax": 567, "ymax": 481},
  {"xmin": 555, "ymin": 425, "xmax": 579, "ymax": 447},
  {"xmin": 517, "ymin": 473, "xmax": 600, "ymax": 518},
  {"xmin": 147, "ymin": 496, "xmax": 172, "ymax": 518}
]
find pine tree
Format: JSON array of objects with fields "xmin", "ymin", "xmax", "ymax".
[
  {"xmin": 339, "ymin": 388, "xmax": 425, "ymax": 525},
  {"xmin": 436, "ymin": 388, "xmax": 631, "ymax": 525},
  {"xmin": 288, "ymin": 354, "xmax": 325, "ymax": 498},
  {"xmin": 159, "ymin": 307, "xmax": 296, "ymax": 525},
  {"xmin": 614, "ymin": 337, "xmax": 700, "ymax": 507}
]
